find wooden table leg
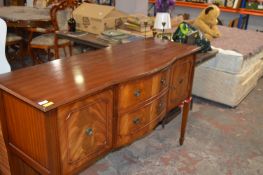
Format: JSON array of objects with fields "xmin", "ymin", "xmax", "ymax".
[{"xmin": 179, "ymin": 97, "xmax": 192, "ymax": 146}]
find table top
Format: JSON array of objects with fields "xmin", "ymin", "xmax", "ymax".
[
  {"xmin": 0, "ymin": 6, "xmax": 50, "ymax": 27},
  {"xmin": 56, "ymin": 30, "xmax": 145, "ymax": 49},
  {"xmin": 0, "ymin": 39, "xmax": 200, "ymax": 112},
  {"xmin": 56, "ymin": 31, "xmax": 109, "ymax": 49}
]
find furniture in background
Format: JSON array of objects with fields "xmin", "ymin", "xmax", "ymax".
[
  {"xmin": 193, "ymin": 26, "xmax": 263, "ymax": 107},
  {"xmin": 29, "ymin": 1, "xmax": 76, "ymax": 64},
  {"xmin": 0, "ymin": 6, "xmax": 50, "ymax": 28},
  {"xmin": 0, "ymin": 6, "xmax": 51, "ymax": 65},
  {"xmin": 6, "ymin": 33, "xmax": 25, "ymax": 67},
  {"xmin": 56, "ymin": 31, "xmax": 109, "ymax": 49},
  {"xmin": 0, "ymin": 39, "xmax": 200, "ymax": 174},
  {"xmin": 4, "ymin": 0, "xmax": 24, "ymax": 6},
  {"xmin": 33, "ymin": 0, "xmax": 49, "ymax": 8},
  {"xmin": 56, "ymin": 29, "xmax": 146, "ymax": 51}
]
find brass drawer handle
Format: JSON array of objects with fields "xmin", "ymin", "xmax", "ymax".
[
  {"xmin": 134, "ymin": 89, "xmax": 141, "ymax": 97},
  {"xmin": 160, "ymin": 78, "xmax": 166, "ymax": 86},
  {"xmin": 133, "ymin": 117, "xmax": 141, "ymax": 125},
  {"xmin": 85, "ymin": 128, "xmax": 93, "ymax": 136}
]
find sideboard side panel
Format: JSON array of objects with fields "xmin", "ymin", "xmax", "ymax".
[
  {"xmin": 2, "ymin": 92, "xmax": 50, "ymax": 173},
  {"xmin": 8, "ymin": 152, "xmax": 40, "ymax": 175},
  {"xmin": 0, "ymin": 90, "xmax": 11, "ymax": 175}
]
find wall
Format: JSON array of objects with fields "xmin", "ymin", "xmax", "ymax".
[
  {"xmin": 172, "ymin": 6, "xmax": 263, "ymax": 30},
  {"xmin": 0, "ymin": 0, "xmax": 3, "ymax": 6},
  {"xmin": 115, "ymin": 0, "xmax": 148, "ymax": 16}
]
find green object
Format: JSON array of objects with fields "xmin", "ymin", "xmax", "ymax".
[
  {"xmin": 179, "ymin": 23, "xmax": 189, "ymax": 35},
  {"xmin": 172, "ymin": 22, "xmax": 212, "ymax": 53}
]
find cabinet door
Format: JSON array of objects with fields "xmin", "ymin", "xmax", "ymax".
[
  {"xmin": 57, "ymin": 90, "xmax": 113, "ymax": 174},
  {"xmin": 167, "ymin": 56, "xmax": 194, "ymax": 112}
]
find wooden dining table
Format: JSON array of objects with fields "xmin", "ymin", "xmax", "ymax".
[
  {"xmin": 0, "ymin": 6, "xmax": 52, "ymax": 64},
  {"xmin": 0, "ymin": 6, "xmax": 51, "ymax": 28}
]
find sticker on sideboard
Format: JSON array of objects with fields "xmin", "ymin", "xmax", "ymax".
[{"xmin": 38, "ymin": 100, "xmax": 54, "ymax": 107}]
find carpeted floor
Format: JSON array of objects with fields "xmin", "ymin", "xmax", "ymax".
[{"xmin": 80, "ymin": 78, "xmax": 263, "ymax": 175}]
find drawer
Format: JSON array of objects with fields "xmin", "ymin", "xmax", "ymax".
[
  {"xmin": 116, "ymin": 94, "xmax": 167, "ymax": 147},
  {"xmin": 118, "ymin": 69, "xmax": 169, "ymax": 111},
  {"xmin": 57, "ymin": 90, "xmax": 113, "ymax": 174}
]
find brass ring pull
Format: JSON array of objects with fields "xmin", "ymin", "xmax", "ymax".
[
  {"xmin": 133, "ymin": 117, "xmax": 141, "ymax": 125},
  {"xmin": 86, "ymin": 128, "xmax": 93, "ymax": 136},
  {"xmin": 134, "ymin": 89, "xmax": 141, "ymax": 97}
]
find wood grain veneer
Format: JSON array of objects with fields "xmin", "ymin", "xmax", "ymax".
[
  {"xmin": 2, "ymin": 92, "xmax": 50, "ymax": 174},
  {"xmin": 0, "ymin": 120, "xmax": 11, "ymax": 175},
  {"xmin": 0, "ymin": 39, "xmax": 199, "ymax": 112},
  {"xmin": 0, "ymin": 39, "xmax": 201, "ymax": 175},
  {"xmin": 118, "ymin": 68, "xmax": 169, "ymax": 113},
  {"xmin": 57, "ymin": 90, "xmax": 113, "ymax": 174},
  {"xmin": 167, "ymin": 55, "xmax": 194, "ymax": 111}
]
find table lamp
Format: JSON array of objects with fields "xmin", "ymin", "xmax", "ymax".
[{"xmin": 154, "ymin": 12, "xmax": 171, "ymax": 40}]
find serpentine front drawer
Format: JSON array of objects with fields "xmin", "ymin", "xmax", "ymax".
[
  {"xmin": 117, "ymin": 68, "xmax": 170, "ymax": 112},
  {"xmin": 116, "ymin": 93, "xmax": 167, "ymax": 147}
]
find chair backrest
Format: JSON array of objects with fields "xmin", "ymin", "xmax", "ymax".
[
  {"xmin": 50, "ymin": 1, "xmax": 78, "ymax": 31},
  {"xmin": 33, "ymin": 0, "xmax": 54, "ymax": 8},
  {"xmin": 0, "ymin": 18, "xmax": 11, "ymax": 74}
]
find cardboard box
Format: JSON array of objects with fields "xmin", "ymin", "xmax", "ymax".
[{"xmin": 73, "ymin": 3, "xmax": 127, "ymax": 34}]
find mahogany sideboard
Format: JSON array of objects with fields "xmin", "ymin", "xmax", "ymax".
[{"xmin": 0, "ymin": 39, "xmax": 200, "ymax": 175}]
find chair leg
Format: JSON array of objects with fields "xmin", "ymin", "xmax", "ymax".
[
  {"xmin": 69, "ymin": 44, "xmax": 72, "ymax": 56},
  {"xmin": 63, "ymin": 47, "xmax": 67, "ymax": 57},
  {"xmin": 29, "ymin": 47, "xmax": 39, "ymax": 65},
  {"xmin": 47, "ymin": 48, "xmax": 51, "ymax": 61},
  {"xmin": 18, "ymin": 40, "xmax": 25, "ymax": 66},
  {"xmin": 54, "ymin": 47, "xmax": 59, "ymax": 59}
]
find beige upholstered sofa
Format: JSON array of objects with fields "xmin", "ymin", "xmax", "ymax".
[{"xmin": 193, "ymin": 26, "xmax": 263, "ymax": 107}]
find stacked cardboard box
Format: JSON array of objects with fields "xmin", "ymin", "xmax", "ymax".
[
  {"xmin": 123, "ymin": 14, "xmax": 154, "ymax": 33},
  {"xmin": 73, "ymin": 3, "xmax": 127, "ymax": 34}
]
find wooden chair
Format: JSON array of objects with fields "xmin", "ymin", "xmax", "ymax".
[
  {"xmin": 6, "ymin": 33, "xmax": 25, "ymax": 67},
  {"xmin": 0, "ymin": 18, "xmax": 11, "ymax": 74},
  {"xmin": 29, "ymin": 1, "xmax": 77, "ymax": 64},
  {"xmin": 33, "ymin": 0, "xmax": 56, "ymax": 8}
]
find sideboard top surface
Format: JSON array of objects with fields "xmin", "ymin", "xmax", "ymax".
[{"xmin": 0, "ymin": 39, "xmax": 199, "ymax": 112}]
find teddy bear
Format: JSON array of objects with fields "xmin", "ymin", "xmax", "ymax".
[{"xmin": 193, "ymin": 5, "xmax": 221, "ymax": 41}]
